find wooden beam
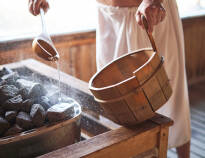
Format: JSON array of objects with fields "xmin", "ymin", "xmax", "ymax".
[{"xmin": 38, "ymin": 120, "xmax": 161, "ymax": 158}]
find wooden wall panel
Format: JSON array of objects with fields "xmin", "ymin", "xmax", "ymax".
[
  {"xmin": 0, "ymin": 31, "xmax": 96, "ymax": 82},
  {"xmin": 0, "ymin": 15, "xmax": 205, "ymax": 84},
  {"xmin": 182, "ymin": 15, "xmax": 205, "ymax": 84}
]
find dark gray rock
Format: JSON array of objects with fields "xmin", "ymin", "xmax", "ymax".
[
  {"xmin": 0, "ymin": 117, "xmax": 10, "ymax": 135},
  {"xmin": 47, "ymin": 91, "xmax": 61, "ymax": 105},
  {"xmin": 21, "ymin": 99, "xmax": 33, "ymax": 113},
  {"xmin": 18, "ymin": 88, "xmax": 29, "ymax": 100},
  {"xmin": 5, "ymin": 111, "xmax": 17, "ymax": 124},
  {"xmin": 28, "ymin": 83, "xmax": 47, "ymax": 99},
  {"xmin": 30, "ymin": 104, "xmax": 46, "ymax": 127},
  {"xmin": 0, "ymin": 80, "xmax": 7, "ymax": 86},
  {"xmin": 3, "ymin": 95, "xmax": 23, "ymax": 111},
  {"xmin": 0, "ymin": 67, "xmax": 13, "ymax": 78},
  {"xmin": 16, "ymin": 112, "xmax": 33, "ymax": 130},
  {"xmin": 16, "ymin": 79, "xmax": 34, "ymax": 89},
  {"xmin": 16, "ymin": 78, "xmax": 36, "ymax": 90},
  {"xmin": 47, "ymin": 92, "xmax": 73, "ymax": 106},
  {"xmin": 0, "ymin": 106, "xmax": 5, "ymax": 116},
  {"xmin": 4, "ymin": 124, "xmax": 23, "ymax": 137},
  {"xmin": 46, "ymin": 103, "xmax": 75, "ymax": 123},
  {"xmin": 37, "ymin": 96, "xmax": 51, "ymax": 110},
  {"xmin": 1, "ymin": 72, "xmax": 19, "ymax": 85},
  {"xmin": 0, "ymin": 85, "xmax": 19, "ymax": 104},
  {"xmin": 16, "ymin": 79, "xmax": 47, "ymax": 99},
  {"xmin": 61, "ymin": 97, "xmax": 74, "ymax": 104}
]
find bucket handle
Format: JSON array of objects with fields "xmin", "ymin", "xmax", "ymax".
[{"xmin": 141, "ymin": 15, "xmax": 158, "ymax": 53}]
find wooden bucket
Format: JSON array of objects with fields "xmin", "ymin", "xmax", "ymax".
[{"xmin": 89, "ymin": 17, "xmax": 172, "ymax": 126}]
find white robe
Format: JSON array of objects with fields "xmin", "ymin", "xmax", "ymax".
[{"xmin": 96, "ymin": 0, "xmax": 191, "ymax": 148}]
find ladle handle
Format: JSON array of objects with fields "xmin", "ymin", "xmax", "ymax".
[
  {"xmin": 141, "ymin": 15, "xmax": 158, "ymax": 53},
  {"xmin": 40, "ymin": 8, "xmax": 47, "ymax": 34}
]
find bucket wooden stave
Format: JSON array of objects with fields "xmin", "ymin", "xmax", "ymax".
[
  {"xmin": 89, "ymin": 16, "xmax": 172, "ymax": 126},
  {"xmin": 89, "ymin": 48, "xmax": 172, "ymax": 126}
]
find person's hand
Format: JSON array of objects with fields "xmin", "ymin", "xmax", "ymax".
[
  {"xmin": 28, "ymin": 0, "xmax": 49, "ymax": 16},
  {"xmin": 136, "ymin": 0, "xmax": 166, "ymax": 33}
]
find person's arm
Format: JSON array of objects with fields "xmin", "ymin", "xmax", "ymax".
[
  {"xmin": 136, "ymin": 0, "xmax": 166, "ymax": 33},
  {"xmin": 28, "ymin": 0, "xmax": 49, "ymax": 16}
]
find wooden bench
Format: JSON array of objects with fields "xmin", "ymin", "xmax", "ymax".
[{"xmin": 1, "ymin": 59, "xmax": 173, "ymax": 158}]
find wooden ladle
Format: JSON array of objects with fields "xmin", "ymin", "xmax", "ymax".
[{"xmin": 32, "ymin": 8, "xmax": 59, "ymax": 61}]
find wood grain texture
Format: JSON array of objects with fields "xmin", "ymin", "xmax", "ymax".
[
  {"xmin": 0, "ymin": 14, "xmax": 204, "ymax": 87},
  {"xmin": 0, "ymin": 15, "xmax": 204, "ymax": 85},
  {"xmin": 182, "ymin": 15, "xmax": 205, "ymax": 84},
  {"xmin": 38, "ymin": 116, "xmax": 171, "ymax": 158},
  {"xmin": 158, "ymin": 127, "xmax": 169, "ymax": 158},
  {"xmin": 0, "ymin": 59, "xmax": 173, "ymax": 158},
  {"xmin": 89, "ymin": 50, "xmax": 172, "ymax": 126},
  {"xmin": 0, "ymin": 31, "xmax": 96, "ymax": 82}
]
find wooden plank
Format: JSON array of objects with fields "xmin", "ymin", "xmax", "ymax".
[
  {"xmin": 150, "ymin": 113, "xmax": 174, "ymax": 127},
  {"xmin": 158, "ymin": 127, "xmax": 169, "ymax": 158},
  {"xmin": 142, "ymin": 76, "xmax": 167, "ymax": 110},
  {"xmin": 133, "ymin": 53, "xmax": 160, "ymax": 84},
  {"xmin": 123, "ymin": 90, "xmax": 154, "ymax": 123},
  {"xmin": 90, "ymin": 44, "xmax": 97, "ymax": 77},
  {"xmin": 133, "ymin": 148, "xmax": 158, "ymax": 158},
  {"xmin": 100, "ymin": 101, "xmax": 137, "ymax": 125},
  {"xmin": 38, "ymin": 120, "xmax": 161, "ymax": 158},
  {"xmin": 155, "ymin": 65, "xmax": 172, "ymax": 100},
  {"xmin": 80, "ymin": 45, "xmax": 92, "ymax": 82},
  {"xmin": 0, "ymin": 30, "xmax": 96, "ymax": 83},
  {"xmin": 182, "ymin": 15, "xmax": 205, "ymax": 82},
  {"xmin": 0, "ymin": 31, "xmax": 96, "ymax": 52}
]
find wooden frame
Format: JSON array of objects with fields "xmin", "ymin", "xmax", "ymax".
[{"xmin": 1, "ymin": 59, "xmax": 173, "ymax": 158}]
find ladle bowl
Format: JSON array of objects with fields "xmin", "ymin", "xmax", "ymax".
[
  {"xmin": 32, "ymin": 8, "xmax": 59, "ymax": 61},
  {"xmin": 32, "ymin": 37, "xmax": 59, "ymax": 61}
]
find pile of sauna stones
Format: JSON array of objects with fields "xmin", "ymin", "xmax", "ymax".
[{"xmin": 0, "ymin": 67, "xmax": 75, "ymax": 138}]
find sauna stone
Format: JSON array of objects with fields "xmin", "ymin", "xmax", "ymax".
[
  {"xmin": 1, "ymin": 72, "xmax": 19, "ymax": 85},
  {"xmin": 0, "ymin": 67, "xmax": 13, "ymax": 78},
  {"xmin": 0, "ymin": 117, "xmax": 10, "ymax": 135},
  {"xmin": 4, "ymin": 95, "xmax": 23, "ymax": 111},
  {"xmin": 0, "ymin": 80, "xmax": 7, "ymax": 86},
  {"xmin": 47, "ymin": 92, "xmax": 73, "ymax": 106},
  {"xmin": 47, "ymin": 91, "xmax": 60, "ymax": 105},
  {"xmin": 0, "ymin": 85, "xmax": 19, "ymax": 104},
  {"xmin": 28, "ymin": 83, "xmax": 47, "ymax": 99},
  {"xmin": 16, "ymin": 112, "xmax": 33, "ymax": 130},
  {"xmin": 0, "ymin": 106, "xmax": 5, "ymax": 116},
  {"xmin": 16, "ymin": 79, "xmax": 34, "ymax": 89},
  {"xmin": 16, "ymin": 79, "xmax": 47, "ymax": 99},
  {"xmin": 4, "ymin": 124, "xmax": 23, "ymax": 137},
  {"xmin": 37, "ymin": 96, "xmax": 51, "ymax": 110},
  {"xmin": 30, "ymin": 104, "xmax": 46, "ymax": 127},
  {"xmin": 5, "ymin": 111, "xmax": 17, "ymax": 124},
  {"xmin": 46, "ymin": 103, "xmax": 74, "ymax": 122},
  {"xmin": 61, "ymin": 97, "xmax": 75, "ymax": 104},
  {"xmin": 18, "ymin": 88, "xmax": 29, "ymax": 100},
  {"xmin": 21, "ymin": 99, "xmax": 33, "ymax": 113}
]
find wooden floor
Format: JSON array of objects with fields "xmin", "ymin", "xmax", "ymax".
[{"xmin": 167, "ymin": 81, "xmax": 205, "ymax": 158}]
